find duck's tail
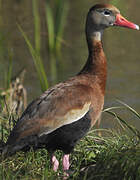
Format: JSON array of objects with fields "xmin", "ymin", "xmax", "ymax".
[
  {"xmin": 0, "ymin": 142, "xmax": 24, "ymax": 160},
  {"xmin": 0, "ymin": 137, "xmax": 26, "ymax": 159}
]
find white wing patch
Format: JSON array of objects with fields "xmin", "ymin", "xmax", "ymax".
[
  {"xmin": 62, "ymin": 102, "xmax": 91, "ymax": 125},
  {"xmin": 39, "ymin": 102, "xmax": 91, "ymax": 136}
]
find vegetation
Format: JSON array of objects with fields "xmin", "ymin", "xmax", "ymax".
[
  {"xmin": 45, "ymin": 0, "xmax": 69, "ymax": 84},
  {"xmin": 18, "ymin": 0, "xmax": 69, "ymax": 91},
  {"xmin": 0, "ymin": 1, "xmax": 139, "ymax": 179},
  {"xmin": 18, "ymin": 0, "xmax": 49, "ymax": 92},
  {"xmin": 0, "ymin": 100, "xmax": 140, "ymax": 180}
]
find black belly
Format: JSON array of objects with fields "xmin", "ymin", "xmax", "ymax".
[
  {"xmin": 40, "ymin": 112, "xmax": 91, "ymax": 154},
  {"xmin": 5, "ymin": 112, "xmax": 91, "ymax": 156}
]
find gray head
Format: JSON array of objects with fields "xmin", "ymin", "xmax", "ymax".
[{"xmin": 86, "ymin": 4, "xmax": 139, "ymax": 40}]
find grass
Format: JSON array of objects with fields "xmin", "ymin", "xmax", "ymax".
[
  {"xmin": 18, "ymin": 23, "xmax": 49, "ymax": 92},
  {"xmin": 0, "ymin": 101, "xmax": 140, "ymax": 179},
  {"xmin": 45, "ymin": 0, "xmax": 69, "ymax": 84},
  {"xmin": 18, "ymin": 0, "xmax": 69, "ymax": 89},
  {"xmin": 45, "ymin": 0, "xmax": 69, "ymax": 55},
  {"xmin": 78, "ymin": 131, "xmax": 140, "ymax": 180}
]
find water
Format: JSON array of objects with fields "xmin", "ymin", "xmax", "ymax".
[{"xmin": 0, "ymin": 0, "xmax": 140, "ymax": 129}]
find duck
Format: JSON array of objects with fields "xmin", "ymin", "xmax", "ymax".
[{"xmin": 1, "ymin": 3, "xmax": 139, "ymax": 174}]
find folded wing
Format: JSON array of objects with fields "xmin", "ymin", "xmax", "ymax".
[{"xmin": 7, "ymin": 82, "xmax": 92, "ymax": 145}]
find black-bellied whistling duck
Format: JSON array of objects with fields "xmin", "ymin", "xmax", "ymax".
[{"xmin": 1, "ymin": 4, "xmax": 139, "ymax": 174}]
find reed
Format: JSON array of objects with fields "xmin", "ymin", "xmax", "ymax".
[
  {"xmin": 18, "ymin": 0, "xmax": 68, "ymax": 89},
  {"xmin": 45, "ymin": 0, "xmax": 69, "ymax": 55},
  {"xmin": 18, "ymin": 24, "xmax": 49, "ymax": 92},
  {"xmin": 32, "ymin": 0, "xmax": 41, "ymax": 54},
  {"xmin": 45, "ymin": 0, "xmax": 69, "ymax": 83},
  {"xmin": 17, "ymin": 0, "xmax": 49, "ymax": 92}
]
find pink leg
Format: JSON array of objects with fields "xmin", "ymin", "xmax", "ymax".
[
  {"xmin": 62, "ymin": 154, "xmax": 70, "ymax": 171},
  {"xmin": 52, "ymin": 155, "xmax": 59, "ymax": 172},
  {"xmin": 62, "ymin": 154, "xmax": 70, "ymax": 179}
]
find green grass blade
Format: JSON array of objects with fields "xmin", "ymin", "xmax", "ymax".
[
  {"xmin": 18, "ymin": 24, "xmax": 49, "ymax": 91},
  {"xmin": 105, "ymin": 110, "xmax": 140, "ymax": 139},
  {"xmin": 117, "ymin": 100, "xmax": 140, "ymax": 119},
  {"xmin": 32, "ymin": 0, "xmax": 41, "ymax": 53},
  {"xmin": 103, "ymin": 106, "xmax": 123, "ymax": 112},
  {"xmin": 45, "ymin": 1, "xmax": 55, "ymax": 53},
  {"xmin": 36, "ymin": 55, "xmax": 49, "ymax": 90},
  {"xmin": 55, "ymin": 0, "xmax": 69, "ymax": 54}
]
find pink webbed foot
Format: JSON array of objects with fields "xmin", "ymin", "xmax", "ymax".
[
  {"xmin": 62, "ymin": 154, "xmax": 70, "ymax": 171},
  {"xmin": 62, "ymin": 154, "xmax": 70, "ymax": 179},
  {"xmin": 52, "ymin": 155, "xmax": 59, "ymax": 172}
]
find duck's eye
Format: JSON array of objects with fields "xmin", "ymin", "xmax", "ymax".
[{"xmin": 103, "ymin": 10, "xmax": 111, "ymax": 16}]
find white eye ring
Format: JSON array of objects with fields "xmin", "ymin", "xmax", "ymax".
[{"xmin": 102, "ymin": 10, "xmax": 111, "ymax": 16}]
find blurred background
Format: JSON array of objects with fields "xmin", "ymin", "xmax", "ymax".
[{"xmin": 0, "ymin": 0, "xmax": 139, "ymax": 129}]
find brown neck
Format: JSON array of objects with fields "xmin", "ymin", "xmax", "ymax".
[{"xmin": 79, "ymin": 32, "xmax": 107, "ymax": 94}]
